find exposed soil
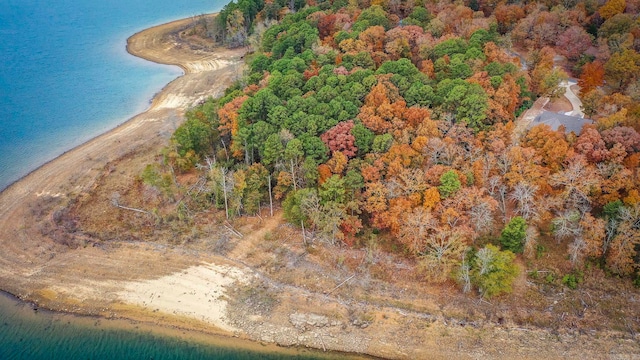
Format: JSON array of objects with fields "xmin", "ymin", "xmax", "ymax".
[
  {"xmin": 544, "ymin": 96, "xmax": 573, "ymax": 113},
  {"xmin": 0, "ymin": 15, "xmax": 638, "ymax": 360}
]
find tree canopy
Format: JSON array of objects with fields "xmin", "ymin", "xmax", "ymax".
[{"xmin": 153, "ymin": 0, "xmax": 640, "ymax": 297}]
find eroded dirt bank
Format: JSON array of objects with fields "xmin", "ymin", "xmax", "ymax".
[{"xmin": 0, "ymin": 15, "xmax": 638, "ymax": 360}]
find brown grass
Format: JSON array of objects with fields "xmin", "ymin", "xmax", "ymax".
[{"xmin": 544, "ymin": 95, "xmax": 573, "ymax": 113}]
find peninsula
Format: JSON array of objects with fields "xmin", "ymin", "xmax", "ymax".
[{"xmin": 1, "ymin": 6, "xmax": 639, "ymax": 360}]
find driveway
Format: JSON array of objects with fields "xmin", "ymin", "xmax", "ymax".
[{"xmin": 560, "ymin": 79, "xmax": 585, "ymax": 118}]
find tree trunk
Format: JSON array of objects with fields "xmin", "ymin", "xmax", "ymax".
[
  {"xmin": 221, "ymin": 168, "xmax": 229, "ymax": 220},
  {"xmin": 290, "ymin": 159, "xmax": 297, "ymax": 191},
  {"xmin": 301, "ymin": 219, "xmax": 307, "ymax": 246},
  {"xmin": 221, "ymin": 139, "xmax": 229, "ymax": 161},
  {"xmin": 268, "ymin": 174, "xmax": 273, "ymax": 217},
  {"xmin": 244, "ymin": 139, "xmax": 250, "ymax": 165}
]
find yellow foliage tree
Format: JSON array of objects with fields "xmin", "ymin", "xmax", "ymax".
[
  {"xmin": 599, "ymin": 0, "xmax": 626, "ymax": 20},
  {"xmin": 423, "ymin": 187, "xmax": 441, "ymax": 210}
]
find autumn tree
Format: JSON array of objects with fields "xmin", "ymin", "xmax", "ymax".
[
  {"xmin": 358, "ymin": 78, "xmax": 402, "ymax": 134},
  {"xmin": 602, "ymin": 126, "xmax": 640, "ymax": 153},
  {"xmin": 523, "ymin": 124, "xmax": 570, "ymax": 172},
  {"xmin": 511, "ymin": 10, "xmax": 561, "ymax": 49},
  {"xmin": 471, "ymin": 244, "xmax": 519, "ymax": 298},
  {"xmin": 578, "ymin": 61, "xmax": 605, "ymax": 93},
  {"xmin": 358, "ymin": 26, "xmax": 386, "ymax": 52},
  {"xmin": 599, "ymin": 0, "xmax": 627, "ymax": 20},
  {"xmin": 494, "ymin": 4, "xmax": 525, "ymax": 34},
  {"xmin": 359, "ymin": 76, "xmax": 435, "ymax": 137},
  {"xmin": 574, "ymin": 213, "xmax": 606, "ymax": 266},
  {"xmin": 529, "ymin": 47, "xmax": 567, "ymax": 99},
  {"xmin": 321, "ymin": 120, "xmax": 358, "ymax": 158},
  {"xmin": 605, "ymin": 49, "xmax": 640, "ymax": 91},
  {"xmin": 606, "ymin": 204, "xmax": 640, "ymax": 275},
  {"xmin": 317, "ymin": 13, "xmax": 338, "ymax": 40},
  {"xmin": 574, "ymin": 126, "xmax": 610, "ymax": 163},
  {"xmin": 556, "ymin": 26, "xmax": 593, "ymax": 61},
  {"xmin": 419, "ymin": 230, "xmax": 467, "ymax": 283},
  {"xmin": 218, "ymin": 95, "xmax": 249, "ymax": 139}
]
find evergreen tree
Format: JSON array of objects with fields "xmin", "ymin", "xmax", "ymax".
[{"xmin": 500, "ymin": 216, "xmax": 527, "ymax": 254}]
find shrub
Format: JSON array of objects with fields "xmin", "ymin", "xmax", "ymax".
[{"xmin": 562, "ymin": 271, "xmax": 583, "ymax": 289}]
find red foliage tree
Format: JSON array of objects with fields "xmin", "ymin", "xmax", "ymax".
[
  {"xmin": 574, "ymin": 126, "xmax": 610, "ymax": 163},
  {"xmin": 321, "ymin": 120, "xmax": 358, "ymax": 158},
  {"xmin": 556, "ymin": 26, "xmax": 593, "ymax": 61},
  {"xmin": 317, "ymin": 14, "xmax": 337, "ymax": 40},
  {"xmin": 602, "ymin": 126, "xmax": 640, "ymax": 153}
]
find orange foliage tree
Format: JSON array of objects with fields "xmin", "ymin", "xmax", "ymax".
[
  {"xmin": 218, "ymin": 95, "xmax": 249, "ymax": 138},
  {"xmin": 578, "ymin": 61, "xmax": 605, "ymax": 94}
]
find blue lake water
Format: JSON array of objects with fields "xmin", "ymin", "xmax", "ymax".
[
  {"xmin": 0, "ymin": 0, "xmax": 223, "ymax": 190},
  {"xmin": 0, "ymin": 292, "xmax": 359, "ymax": 359}
]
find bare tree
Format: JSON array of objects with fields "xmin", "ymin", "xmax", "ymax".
[
  {"xmin": 111, "ymin": 192, "xmax": 150, "ymax": 215},
  {"xmin": 398, "ymin": 208, "xmax": 438, "ymax": 254},
  {"xmin": 459, "ymin": 254, "xmax": 472, "ymax": 293},
  {"xmin": 426, "ymin": 137, "xmax": 460, "ymax": 166},
  {"xmin": 510, "ymin": 182, "xmax": 539, "ymax": 222},
  {"xmin": 550, "ymin": 156, "xmax": 599, "ymax": 204},
  {"xmin": 470, "ymin": 202, "xmax": 495, "ymax": 241},
  {"xmin": 495, "ymin": 146, "xmax": 513, "ymax": 176},
  {"xmin": 267, "ymin": 174, "xmax": 273, "ymax": 217},
  {"xmin": 420, "ymin": 231, "xmax": 466, "ymax": 283},
  {"xmin": 551, "ymin": 209, "xmax": 581, "ymax": 243},
  {"xmin": 488, "ymin": 176, "xmax": 508, "ymax": 221},
  {"xmin": 209, "ymin": 165, "xmax": 233, "ymax": 219},
  {"xmin": 568, "ymin": 236, "xmax": 586, "ymax": 266},
  {"xmin": 386, "ymin": 168, "xmax": 427, "ymax": 198}
]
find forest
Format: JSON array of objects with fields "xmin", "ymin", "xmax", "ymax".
[{"xmin": 142, "ymin": 0, "xmax": 640, "ymax": 298}]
